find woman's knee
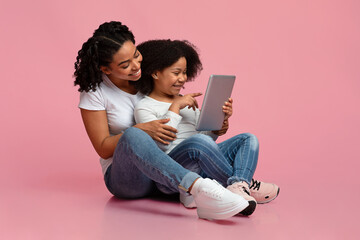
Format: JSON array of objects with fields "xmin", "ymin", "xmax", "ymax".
[
  {"xmin": 120, "ymin": 127, "xmax": 152, "ymax": 145},
  {"xmin": 122, "ymin": 127, "xmax": 146, "ymax": 139},
  {"xmin": 111, "ymin": 179, "xmax": 155, "ymax": 199}
]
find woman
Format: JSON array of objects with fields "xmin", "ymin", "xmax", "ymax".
[{"xmin": 73, "ymin": 21, "xmax": 250, "ymax": 220}]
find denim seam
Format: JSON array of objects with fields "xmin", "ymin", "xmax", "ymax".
[{"xmin": 171, "ymin": 143, "xmax": 232, "ymax": 186}]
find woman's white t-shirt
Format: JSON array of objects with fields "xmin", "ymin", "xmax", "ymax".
[{"xmin": 78, "ymin": 74, "xmax": 144, "ymax": 175}]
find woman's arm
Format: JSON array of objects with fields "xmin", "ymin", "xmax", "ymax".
[
  {"xmin": 134, "ymin": 118, "xmax": 178, "ymax": 145},
  {"xmin": 81, "ymin": 109, "xmax": 121, "ymax": 159},
  {"xmin": 135, "ymin": 107, "xmax": 182, "ymax": 130},
  {"xmin": 81, "ymin": 109, "xmax": 178, "ymax": 159},
  {"xmin": 134, "ymin": 105, "xmax": 182, "ymax": 149}
]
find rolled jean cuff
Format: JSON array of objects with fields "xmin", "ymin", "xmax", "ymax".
[
  {"xmin": 227, "ymin": 176, "xmax": 250, "ymax": 186},
  {"xmin": 178, "ymin": 172, "xmax": 201, "ymax": 193}
]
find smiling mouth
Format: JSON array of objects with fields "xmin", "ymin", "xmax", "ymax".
[{"xmin": 130, "ymin": 69, "xmax": 141, "ymax": 76}]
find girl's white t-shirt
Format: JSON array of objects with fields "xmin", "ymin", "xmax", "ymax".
[
  {"xmin": 78, "ymin": 74, "xmax": 144, "ymax": 175},
  {"xmin": 134, "ymin": 96, "xmax": 217, "ymax": 154}
]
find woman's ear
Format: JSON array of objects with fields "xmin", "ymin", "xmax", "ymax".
[{"xmin": 100, "ymin": 66, "xmax": 111, "ymax": 75}]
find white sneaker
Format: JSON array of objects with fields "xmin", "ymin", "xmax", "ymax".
[
  {"xmin": 179, "ymin": 192, "xmax": 196, "ymax": 208},
  {"xmin": 190, "ymin": 178, "xmax": 249, "ymax": 220},
  {"xmin": 180, "ymin": 181, "xmax": 258, "ymax": 214}
]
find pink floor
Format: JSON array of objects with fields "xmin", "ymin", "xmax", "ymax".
[
  {"xmin": 1, "ymin": 159, "xmax": 359, "ymax": 239},
  {"xmin": 1, "ymin": 0, "xmax": 360, "ymax": 239}
]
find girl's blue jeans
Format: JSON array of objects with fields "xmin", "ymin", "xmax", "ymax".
[{"xmin": 105, "ymin": 127, "xmax": 259, "ymax": 199}]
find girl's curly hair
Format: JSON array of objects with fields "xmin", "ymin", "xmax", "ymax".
[
  {"xmin": 74, "ymin": 21, "xmax": 135, "ymax": 92},
  {"xmin": 132, "ymin": 39, "xmax": 203, "ymax": 95}
]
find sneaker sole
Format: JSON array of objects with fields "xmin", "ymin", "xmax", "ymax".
[
  {"xmin": 238, "ymin": 200, "xmax": 257, "ymax": 216},
  {"xmin": 181, "ymin": 201, "xmax": 197, "ymax": 209},
  {"xmin": 197, "ymin": 200, "xmax": 249, "ymax": 220},
  {"xmin": 257, "ymin": 187, "xmax": 280, "ymax": 204}
]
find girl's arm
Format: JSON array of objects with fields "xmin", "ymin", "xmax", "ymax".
[
  {"xmin": 134, "ymin": 106, "xmax": 182, "ymax": 146},
  {"xmin": 81, "ymin": 109, "xmax": 177, "ymax": 158},
  {"xmin": 168, "ymin": 93, "xmax": 202, "ymax": 114}
]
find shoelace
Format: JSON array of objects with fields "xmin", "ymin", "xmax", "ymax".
[
  {"xmin": 232, "ymin": 183, "xmax": 251, "ymax": 195},
  {"xmin": 207, "ymin": 180, "xmax": 225, "ymax": 198},
  {"xmin": 242, "ymin": 186, "xmax": 250, "ymax": 195},
  {"xmin": 249, "ymin": 179, "xmax": 261, "ymax": 191}
]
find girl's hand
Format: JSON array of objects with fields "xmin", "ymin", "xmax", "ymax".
[
  {"xmin": 223, "ymin": 98, "xmax": 233, "ymax": 120},
  {"xmin": 169, "ymin": 93, "xmax": 202, "ymax": 114},
  {"xmin": 212, "ymin": 98, "xmax": 233, "ymax": 136},
  {"xmin": 212, "ymin": 119, "xmax": 229, "ymax": 136},
  {"xmin": 134, "ymin": 119, "xmax": 178, "ymax": 145}
]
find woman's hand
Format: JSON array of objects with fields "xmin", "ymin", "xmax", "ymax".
[
  {"xmin": 169, "ymin": 93, "xmax": 202, "ymax": 114},
  {"xmin": 134, "ymin": 119, "xmax": 178, "ymax": 145},
  {"xmin": 212, "ymin": 98, "xmax": 233, "ymax": 136}
]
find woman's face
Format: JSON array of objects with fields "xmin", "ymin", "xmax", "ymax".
[
  {"xmin": 153, "ymin": 57, "xmax": 187, "ymax": 96},
  {"xmin": 101, "ymin": 41, "xmax": 143, "ymax": 82}
]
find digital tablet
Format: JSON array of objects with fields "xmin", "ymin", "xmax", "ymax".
[{"xmin": 195, "ymin": 75, "xmax": 236, "ymax": 131}]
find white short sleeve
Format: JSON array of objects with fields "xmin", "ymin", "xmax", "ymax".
[{"xmin": 78, "ymin": 90, "xmax": 105, "ymax": 111}]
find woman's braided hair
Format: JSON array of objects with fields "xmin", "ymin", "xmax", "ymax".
[{"xmin": 74, "ymin": 21, "xmax": 135, "ymax": 92}]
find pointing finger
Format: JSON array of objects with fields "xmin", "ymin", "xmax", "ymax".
[{"xmin": 190, "ymin": 92, "xmax": 202, "ymax": 98}]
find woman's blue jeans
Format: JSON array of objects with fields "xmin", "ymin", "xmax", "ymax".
[
  {"xmin": 104, "ymin": 127, "xmax": 200, "ymax": 198},
  {"xmin": 105, "ymin": 127, "xmax": 258, "ymax": 199}
]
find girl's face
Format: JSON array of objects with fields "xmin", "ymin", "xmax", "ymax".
[
  {"xmin": 100, "ymin": 41, "xmax": 143, "ymax": 82},
  {"xmin": 153, "ymin": 57, "xmax": 187, "ymax": 97}
]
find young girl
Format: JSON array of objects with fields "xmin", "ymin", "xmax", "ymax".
[{"xmin": 134, "ymin": 40, "xmax": 280, "ymax": 215}]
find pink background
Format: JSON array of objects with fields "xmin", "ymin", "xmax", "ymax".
[{"xmin": 1, "ymin": 0, "xmax": 359, "ymax": 239}]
